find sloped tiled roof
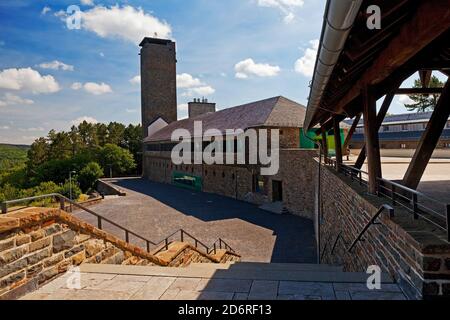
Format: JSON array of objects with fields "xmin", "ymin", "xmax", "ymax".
[
  {"xmin": 145, "ymin": 96, "xmax": 306, "ymax": 142},
  {"xmin": 343, "ymin": 111, "xmax": 443, "ymax": 127}
]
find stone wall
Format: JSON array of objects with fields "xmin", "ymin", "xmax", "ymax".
[
  {"xmin": 0, "ymin": 208, "xmax": 240, "ymax": 300},
  {"xmin": 318, "ymin": 165, "xmax": 450, "ymax": 299}
]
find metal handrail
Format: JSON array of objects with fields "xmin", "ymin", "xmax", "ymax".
[
  {"xmin": 1, "ymin": 193, "xmax": 237, "ymax": 255},
  {"xmin": 324, "ymin": 160, "xmax": 450, "ymax": 242},
  {"xmin": 347, "ymin": 204, "xmax": 394, "ymax": 253}
]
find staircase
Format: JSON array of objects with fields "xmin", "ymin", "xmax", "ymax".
[{"xmin": 22, "ymin": 261, "xmax": 408, "ymax": 300}]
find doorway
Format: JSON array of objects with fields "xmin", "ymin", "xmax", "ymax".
[{"xmin": 272, "ymin": 180, "xmax": 283, "ymax": 202}]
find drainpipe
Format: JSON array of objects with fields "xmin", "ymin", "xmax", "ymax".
[{"xmin": 303, "ymin": 133, "xmax": 323, "ymax": 264}]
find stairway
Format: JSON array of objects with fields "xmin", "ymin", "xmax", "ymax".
[{"xmin": 22, "ymin": 261, "xmax": 407, "ymax": 300}]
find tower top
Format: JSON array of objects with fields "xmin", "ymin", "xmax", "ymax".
[{"xmin": 139, "ymin": 37, "xmax": 174, "ymax": 47}]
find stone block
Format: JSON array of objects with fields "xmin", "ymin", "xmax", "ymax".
[
  {"xmin": 37, "ymin": 266, "xmax": 59, "ymax": 284},
  {"xmin": 422, "ymin": 281, "xmax": 439, "ymax": 296},
  {"xmin": 26, "ymin": 248, "xmax": 51, "ymax": 265},
  {"xmin": 43, "ymin": 253, "xmax": 64, "ymax": 268},
  {"xmin": 27, "ymin": 263, "xmax": 44, "ymax": 278},
  {"xmin": 0, "ymin": 238, "xmax": 15, "ymax": 252},
  {"xmin": 85, "ymin": 239, "xmax": 105, "ymax": 257},
  {"xmin": 445, "ymin": 258, "xmax": 450, "ymax": 271},
  {"xmin": 422, "ymin": 256, "xmax": 442, "ymax": 272},
  {"xmin": 29, "ymin": 229, "xmax": 45, "ymax": 242},
  {"xmin": 53, "ymin": 230, "xmax": 77, "ymax": 253},
  {"xmin": 0, "ymin": 271, "xmax": 26, "ymax": 290},
  {"xmin": 16, "ymin": 234, "xmax": 31, "ymax": 246},
  {"xmin": 44, "ymin": 224, "xmax": 62, "ymax": 236},
  {"xmin": 28, "ymin": 237, "xmax": 51, "ymax": 253},
  {"xmin": 0, "ymin": 246, "xmax": 28, "ymax": 264},
  {"xmin": 71, "ymin": 251, "xmax": 86, "ymax": 265},
  {"xmin": 64, "ymin": 245, "xmax": 84, "ymax": 259},
  {"xmin": 0, "ymin": 257, "xmax": 27, "ymax": 278}
]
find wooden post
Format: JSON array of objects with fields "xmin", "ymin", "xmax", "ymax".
[
  {"xmin": 321, "ymin": 127, "xmax": 328, "ymax": 163},
  {"xmin": 355, "ymin": 90, "xmax": 396, "ymax": 169},
  {"xmin": 343, "ymin": 113, "xmax": 361, "ymax": 152},
  {"xmin": 333, "ymin": 118, "xmax": 343, "ymax": 170},
  {"xmin": 362, "ymin": 85, "xmax": 382, "ymax": 194},
  {"xmin": 403, "ymin": 81, "xmax": 450, "ymax": 189}
]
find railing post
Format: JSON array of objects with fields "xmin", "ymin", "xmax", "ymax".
[
  {"xmin": 59, "ymin": 197, "xmax": 65, "ymax": 211},
  {"xmin": 97, "ymin": 217, "xmax": 102, "ymax": 229},
  {"xmin": 391, "ymin": 184, "xmax": 396, "ymax": 206},
  {"xmin": 165, "ymin": 238, "xmax": 169, "ymax": 250},
  {"xmin": 446, "ymin": 204, "xmax": 450, "ymax": 242},
  {"xmin": 359, "ymin": 171, "xmax": 362, "ymax": 186},
  {"xmin": 180, "ymin": 230, "xmax": 184, "ymax": 242},
  {"xmin": 219, "ymin": 239, "xmax": 222, "ymax": 250},
  {"xmin": 195, "ymin": 240, "xmax": 198, "ymax": 248},
  {"xmin": 125, "ymin": 230, "xmax": 129, "ymax": 243},
  {"xmin": 213, "ymin": 243, "xmax": 216, "ymax": 254},
  {"xmin": 1, "ymin": 202, "xmax": 7, "ymax": 214},
  {"xmin": 147, "ymin": 241, "xmax": 150, "ymax": 253},
  {"xmin": 412, "ymin": 193, "xmax": 419, "ymax": 219}
]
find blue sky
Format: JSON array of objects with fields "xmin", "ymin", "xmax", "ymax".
[{"xmin": 0, "ymin": 0, "xmax": 445, "ymax": 144}]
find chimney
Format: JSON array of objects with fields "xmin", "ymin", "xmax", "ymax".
[
  {"xmin": 188, "ymin": 98, "xmax": 216, "ymax": 118},
  {"xmin": 139, "ymin": 37, "xmax": 177, "ymax": 138}
]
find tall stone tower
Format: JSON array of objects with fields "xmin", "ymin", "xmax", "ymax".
[{"xmin": 140, "ymin": 37, "xmax": 177, "ymax": 137}]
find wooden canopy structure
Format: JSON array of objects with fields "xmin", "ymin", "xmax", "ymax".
[{"xmin": 305, "ymin": 0, "xmax": 450, "ymax": 194}]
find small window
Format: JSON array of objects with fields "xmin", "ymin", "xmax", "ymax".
[
  {"xmin": 401, "ymin": 144, "xmax": 407, "ymax": 149},
  {"xmin": 401, "ymin": 124, "xmax": 408, "ymax": 131},
  {"xmin": 384, "ymin": 126, "xmax": 390, "ymax": 132}
]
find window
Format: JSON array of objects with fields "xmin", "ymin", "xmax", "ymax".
[
  {"xmin": 401, "ymin": 144, "xmax": 407, "ymax": 149},
  {"xmin": 401, "ymin": 124, "xmax": 408, "ymax": 131},
  {"xmin": 252, "ymin": 175, "xmax": 265, "ymax": 194},
  {"xmin": 384, "ymin": 126, "xmax": 390, "ymax": 132}
]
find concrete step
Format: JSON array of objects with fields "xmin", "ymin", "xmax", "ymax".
[
  {"xmin": 80, "ymin": 263, "xmax": 394, "ymax": 284},
  {"xmin": 188, "ymin": 262, "xmax": 344, "ymax": 273}
]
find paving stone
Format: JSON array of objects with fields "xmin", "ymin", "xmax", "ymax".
[
  {"xmin": 249, "ymin": 280, "xmax": 278, "ymax": 297},
  {"xmin": 350, "ymin": 291, "xmax": 407, "ymax": 300},
  {"xmin": 131, "ymin": 276, "xmax": 176, "ymax": 300},
  {"xmin": 334, "ymin": 290, "xmax": 352, "ymax": 300},
  {"xmin": 85, "ymin": 278, "xmax": 145, "ymax": 294},
  {"xmin": 333, "ymin": 282, "xmax": 402, "ymax": 293},
  {"xmin": 159, "ymin": 289, "xmax": 181, "ymax": 300},
  {"xmin": 113, "ymin": 275, "xmax": 152, "ymax": 283},
  {"xmin": 278, "ymin": 281, "xmax": 335, "ymax": 299},
  {"xmin": 233, "ymin": 293, "xmax": 249, "ymax": 300},
  {"xmin": 196, "ymin": 278, "xmax": 252, "ymax": 293},
  {"xmin": 169, "ymin": 277, "xmax": 202, "ymax": 291}
]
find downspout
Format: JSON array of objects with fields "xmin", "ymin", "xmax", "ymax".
[{"xmin": 303, "ymin": 133, "xmax": 323, "ymax": 264}]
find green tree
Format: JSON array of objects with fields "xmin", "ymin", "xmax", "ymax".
[
  {"xmin": 99, "ymin": 144, "xmax": 136, "ymax": 177},
  {"xmin": 27, "ymin": 137, "xmax": 49, "ymax": 171},
  {"xmin": 404, "ymin": 76, "xmax": 445, "ymax": 112},
  {"xmin": 78, "ymin": 162, "xmax": 104, "ymax": 192}
]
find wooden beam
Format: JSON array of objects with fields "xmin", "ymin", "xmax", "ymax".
[
  {"xmin": 343, "ymin": 113, "xmax": 361, "ymax": 151},
  {"xmin": 321, "ymin": 127, "xmax": 328, "ymax": 162},
  {"xmin": 362, "ymin": 85, "xmax": 382, "ymax": 194},
  {"xmin": 403, "ymin": 81, "xmax": 450, "ymax": 189},
  {"xmin": 419, "ymin": 70, "xmax": 432, "ymax": 88},
  {"xmin": 333, "ymin": 118, "xmax": 343, "ymax": 170},
  {"xmin": 396, "ymin": 87, "xmax": 442, "ymax": 95},
  {"xmin": 354, "ymin": 89, "xmax": 397, "ymax": 169},
  {"xmin": 335, "ymin": 1, "xmax": 450, "ymax": 114}
]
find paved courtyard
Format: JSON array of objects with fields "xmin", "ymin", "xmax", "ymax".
[
  {"xmin": 75, "ymin": 178, "xmax": 316, "ymax": 263},
  {"xmin": 21, "ymin": 265, "xmax": 407, "ymax": 300}
]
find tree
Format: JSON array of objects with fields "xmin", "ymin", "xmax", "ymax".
[
  {"xmin": 404, "ymin": 75, "xmax": 445, "ymax": 112},
  {"xmin": 78, "ymin": 162, "xmax": 104, "ymax": 192},
  {"xmin": 27, "ymin": 137, "xmax": 49, "ymax": 170},
  {"xmin": 99, "ymin": 144, "xmax": 136, "ymax": 177}
]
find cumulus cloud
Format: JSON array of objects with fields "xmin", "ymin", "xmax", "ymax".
[
  {"xmin": 257, "ymin": 0, "xmax": 304, "ymax": 23},
  {"xmin": 71, "ymin": 82, "xmax": 112, "ymax": 95},
  {"xmin": 78, "ymin": 5, "xmax": 172, "ymax": 44},
  {"xmin": 398, "ymin": 95, "xmax": 415, "ymax": 105},
  {"xmin": 182, "ymin": 86, "xmax": 215, "ymax": 97},
  {"xmin": 71, "ymin": 116, "xmax": 98, "ymax": 126},
  {"xmin": 41, "ymin": 6, "xmax": 51, "ymax": 15},
  {"xmin": 177, "ymin": 73, "xmax": 203, "ymax": 89},
  {"xmin": 81, "ymin": 0, "xmax": 95, "ymax": 6},
  {"xmin": 234, "ymin": 58, "xmax": 280, "ymax": 79},
  {"xmin": 38, "ymin": 60, "xmax": 74, "ymax": 71},
  {"xmin": 177, "ymin": 103, "xmax": 189, "ymax": 120},
  {"xmin": 0, "ymin": 68, "xmax": 60, "ymax": 94},
  {"xmin": 295, "ymin": 39, "xmax": 319, "ymax": 77},
  {"xmin": 0, "ymin": 93, "xmax": 34, "ymax": 107},
  {"xmin": 129, "ymin": 75, "xmax": 141, "ymax": 85}
]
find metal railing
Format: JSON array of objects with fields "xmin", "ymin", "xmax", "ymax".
[
  {"xmin": 324, "ymin": 160, "xmax": 450, "ymax": 242},
  {"xmin": 1, "ymin": 193, "xmax": 237, "ymax": 255}
]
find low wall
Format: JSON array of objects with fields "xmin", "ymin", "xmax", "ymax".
[
  {"xmin": 318, "ymin": 165, "xmax": 450, "ymax": 299},
  {"xmin": 96, "ymin": 179, "xmax": 127, "ymax": 196}
]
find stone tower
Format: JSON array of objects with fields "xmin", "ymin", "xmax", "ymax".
[{"xmin": 140, "ymin": 37, "xmax": 177, "ymax": 137}]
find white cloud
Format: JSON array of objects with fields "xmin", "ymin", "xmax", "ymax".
[
  {"xmin": 177, "ymin": 73, "xmax": 203, "ymax": 88},
  {"xmin": 126, "ymin": 108, "xmax": 138, "ymax": 113},
  {"xmin": 295, "ymin": 39, "xmax": 319, "ymax": 77},
  {"xmin": 0, "ymin": 68, "xmax": 60, "ymax": 94},
  {"xmin": 38, "ymin": 60, "xmax": 74, "ymax": 71},
  {"xmin": 79, "ymin": 5, "xmax": 172, "ymax": 44},
  {"xmin": 257, "ymin": 0, "xmax": 304, "ymax": 23},
  {"xmin": 41, "ymin": 6, "xmax": 51, "ymax": 15},
  {"xmin": 0, "ymin": 93, "xmax": 34, "ymax": 107},
  {"xmin": 0, "ymin": 126, "xmax": 10, "ymax": 130},
  {"xmin": 71, "ymin": 82, "xmax": 112, "ymax": 95},
  {"xmin": 19, "ymin": 127, "xmax": 45, "ymax": 132},
  {"xmin": 99, "ymin": 52, "xmax": 105, "ymax": 57},
  {"xmin": 234, "ymin": 58, "xmax": 280, "ymax": 79},
  {"xmin": 182, "ymin": 86, "xmax": 216, "ymax": 97},
  {"xmin": 177, "ymin": 103, "xmax": 189, "ymax": 120},
  {"xmin": 129, "ymin": 75, "xmax": 141, "ymax": 85},
  {"xmin": 81, "ymin": 0, "xmax": 95, "ymax": 6},
  {"xmin": 398, "ymin": 95, "xmax": 414, "ymax": 105},
  {"xmin": 71, "ymin": 116, "xmax": 98, "ymax": 126}
]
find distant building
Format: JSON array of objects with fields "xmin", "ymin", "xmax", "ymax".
[{"xmin": 345, "ymin": 112, "xmax": 450, "ymax": 157}]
